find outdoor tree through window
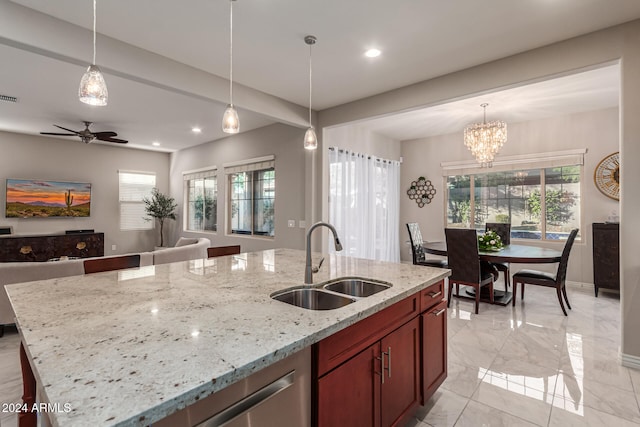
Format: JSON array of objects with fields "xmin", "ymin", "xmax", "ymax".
[{"xmin": 446, "ymin": 166, "xmax": 580, "ymax": 240}]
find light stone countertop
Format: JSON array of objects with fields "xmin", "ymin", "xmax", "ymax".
[{"xmin": 6, "ymin": 248, "xmax": 450, "ymax": 427}]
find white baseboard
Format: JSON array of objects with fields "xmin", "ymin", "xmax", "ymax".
[{"xmin": 621, "ymin": 352, "xmax": 640, "ymax": 370}]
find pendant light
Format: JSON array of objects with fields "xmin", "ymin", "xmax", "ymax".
[
  {"xmin": 79, "ymin": 0, "xmax": 108, "ymax": 106},
  {"xmin": 222, "ymin": 0, "xmax": 240, "ymax": 134},
  {"xmin": 304, "ymin": 35, "xmax": 317, "ymax": 150}
]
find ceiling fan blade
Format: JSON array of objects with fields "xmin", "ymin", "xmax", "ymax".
[
  {"xmin": 97, "ymin": 136, "xmax": 128, "ymax": 144},
  {"xmin": 40, "ymin": 132, "xmax": 76, "ymax": 136},
  {"xmin": 93, "ymin": 131, "xmax": 118, "ymax": 138},
  {"xmin": 53, "ymin": 125, "xmax": 80, "ymax": 134}
]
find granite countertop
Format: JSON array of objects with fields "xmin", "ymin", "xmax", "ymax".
[{"xmin": 6, "ymin": 248, "xmax": 449, "ymax": 426}]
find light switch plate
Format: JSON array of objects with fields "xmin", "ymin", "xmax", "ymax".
[
  {"xmin": 299, "ymin": 220, "xmax": 306, "ymax": 228},
  {"xmin": 288, "ymin": 220, "xmax": 295, "ymax": 228}
]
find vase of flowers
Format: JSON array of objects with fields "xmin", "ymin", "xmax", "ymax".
[{"xmin": 478, "ymin": 230, "xmax": 504, "ymax": 252}]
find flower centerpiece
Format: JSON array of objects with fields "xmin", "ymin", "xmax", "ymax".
[{"xmin": 478, "ymin": 230, "xmax": 504, "ymax": 252}]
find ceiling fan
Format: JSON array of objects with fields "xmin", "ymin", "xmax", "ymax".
[{"xmin": 40, "ymin": 121, "xmax": 128, "ymax": 144}]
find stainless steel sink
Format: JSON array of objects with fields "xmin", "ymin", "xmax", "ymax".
[
  {"xmin": 271, "ymin": 288, "xmax": 356, "ymax": 310},
  {"xmin": 323, "ymin": 278, "xmax": 392, "ymax": 297}
]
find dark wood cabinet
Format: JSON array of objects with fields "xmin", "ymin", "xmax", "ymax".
[
  {"xmin": 592, "ymin": 223, "xmax": 619, "ymax": 297},
  {"xmin": 421, "ymin": 299, "xmax": 447, "ymax": 402},
  {"xmin": 314, "ymin": 280, "xmax": 446, "ymax": 427},
  {"xmin": 0, "ymin": 232, "xmax": 104, "ymax": 262},
  {"xmin": 317, "ymin": 318, "xmax": 420, "ymax": 427}
]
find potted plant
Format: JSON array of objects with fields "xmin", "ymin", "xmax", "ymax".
[{"xmin": 143, "ymin": 188, "xmax": 177, "ymax": 248}]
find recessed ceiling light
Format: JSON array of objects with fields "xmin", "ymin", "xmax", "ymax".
[
  {"xmin": 365, "ymin": 48, "xmax": 381, "ymax": 58},
  {"xmin": 192, "ymin": 127, "xmax": 202, "ymax": 133},
  {"xmin": 152, "ymin": 141, "xmax": 161, "ymax": 147}
]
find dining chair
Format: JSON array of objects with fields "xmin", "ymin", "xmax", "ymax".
[
  {"xmin": 83, "ymin": 254, "xmax": 141, "ymax": 274},
  {"xmin": 485, "ymin": 222, "xmax": 511, "ymax": 288},
  {"xmin": 406, "ymin": 223, "xmax": 447, "ymax": 268},
  {"xmin": 207, "ymin": 245, "xmax": 241, "ymax": 258},
  {"xmin": 512, "ymin": 228, "xmax": 579, "ymax": 316},
  {"xmin": 445, "ymin": 228, "xmax": 495, "ymax": 314}
]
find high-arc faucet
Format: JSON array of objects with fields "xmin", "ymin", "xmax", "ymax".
[{"xmin": 305, "ymin": 222, "xmax": 343, "ymax": 284}]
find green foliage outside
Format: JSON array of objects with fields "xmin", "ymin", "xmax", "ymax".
[
  {"xmin": 143, "ymin": 188, "xmax": 177, "ymax": 247},
  {"xmin": 527, "ymin": 189, "xmax": 578, "ymax": 226}
]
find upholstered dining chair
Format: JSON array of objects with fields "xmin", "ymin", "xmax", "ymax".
[
  {"xmin": 445, "ymin": 228, "xmax": 495, "ymax": 314},
  {"xmin": 485, "ymin": 222, "xmax": 512, "ymax": 288},
  {"xmin": 406, "ymin": 223, "xmax": 447, "ymax": 268},
  {"xmin": 207, "ymin": 245, "xmax": 241, "ymax": 258},
  {"xmin": 83, "ymin": 254, "xmax": 141, "ymax": 274},
  {"xmin": 512, "ymin": 228, "xmax": 579, "ymax": 316}
]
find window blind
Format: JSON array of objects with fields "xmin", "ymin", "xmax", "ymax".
[
  {"xmin": 183, "ymin": 166, "xmax": 217, "ymax": 181},
  {"xmin": 441, "ymin": 149, "xmax": 587, "ymax": 176},
  {"xmin": 118, "ymin": 171, "xmax": 156, "ymax": 230},
  {"xmin": 223, "ymin": 155, "xmax": 275, "ymax": 174}
]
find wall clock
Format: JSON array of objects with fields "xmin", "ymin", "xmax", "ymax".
[{"xmin": 594, "ymin": 152, "xmax": 620, "ymax": 200}]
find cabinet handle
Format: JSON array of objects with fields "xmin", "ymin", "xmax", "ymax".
[
  {"xmin": 427, "ymin": 291, "xmax": 442, "ymax": 299},
  {"xmin": 386, "ymin": 346, "xmax": 392, "ymax": 379},
  {"xmin": 432, "ymin": 308, "xmax": 446, "ymax": 316},
  {"xmin": 376, "ymin": 352, "xmax": 386, "ymax": 384}
]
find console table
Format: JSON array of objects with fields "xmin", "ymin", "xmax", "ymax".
[{"xmin": 0, "ymin": 232, "xmax": 104, "ymax": 262}]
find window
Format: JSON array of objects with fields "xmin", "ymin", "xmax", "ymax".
[
  {"xmin": 183, "ymin": 168, "xmax": 217, "ymax": 232},
  {"xmin": 444, "ymin": 151, "xmax": 583, "ymax": 241},
  {"xmin": 119, "ymin": 171, "xmax": 156, "ymax": 230},
  {"xmin": 225, "ymin": 156, "xmax": 275, "ymax": 237}
]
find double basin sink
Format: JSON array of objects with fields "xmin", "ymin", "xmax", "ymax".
[{"xmin": 271, "ymin": 278, "xmax": 391, "ymax": 310}]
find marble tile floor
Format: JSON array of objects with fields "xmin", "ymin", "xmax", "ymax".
[
  {"xmin": 0, "ymin": 283, "xmax": 634, "ymax": 427},
  {"xmin": 406, "ymin": 283, "xmax": 637, "ymax": 427}
]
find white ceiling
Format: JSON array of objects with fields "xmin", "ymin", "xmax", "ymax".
[{"xmin": 0, "ymin": 0, "xmax": 637, "ymax": 151}]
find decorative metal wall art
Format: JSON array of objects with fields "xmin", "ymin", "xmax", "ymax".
[{"xmin": 407, "ymin": 177, "xmax": 436, "ymax": 207}]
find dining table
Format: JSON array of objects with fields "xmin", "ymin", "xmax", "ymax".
[{"xmin": 422, "ymin": 241, "xmax": 562, "ymax": 305}]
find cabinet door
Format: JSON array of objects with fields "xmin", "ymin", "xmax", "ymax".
[
  {"xmin": 317, "ymin": 342, "xmax": 381, "ymax": 427},
  {"xmin": 380, "ymin": 317, "xmax": 421, "ymax": 427},
  {"xmin": 422, "ymin": 299, "xmax": 447, "ymax": 403}
]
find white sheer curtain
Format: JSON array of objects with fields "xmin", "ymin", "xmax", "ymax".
[{"xmin": 328, "ymin": 147, "xmax": 401, "ymax": 262}]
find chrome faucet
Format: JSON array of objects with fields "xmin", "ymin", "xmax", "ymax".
[{"xmin": 305, "ymin": 222, "xmax": 343, "ymax": 284}]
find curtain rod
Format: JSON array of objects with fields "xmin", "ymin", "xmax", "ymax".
[{"xmin": 328, "ymin": 147, "xmax": 399, "ymax": 164}]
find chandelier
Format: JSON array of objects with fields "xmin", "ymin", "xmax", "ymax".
[{"xmin": 463, "ymin": 103, "xmax": 507, "ymax": 167}]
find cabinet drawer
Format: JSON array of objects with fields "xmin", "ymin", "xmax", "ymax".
[
  {"xmin": 420, "ymin": 280, "xmax": 444, "ymax": 312},
  {"xmin": 315, "ymin": 294, "xmax": 419, "ymax": 376}
]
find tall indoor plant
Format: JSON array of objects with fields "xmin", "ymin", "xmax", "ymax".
[{"xmin": 143, "ymin": 188, "xmax": 177, "ymax": 247}]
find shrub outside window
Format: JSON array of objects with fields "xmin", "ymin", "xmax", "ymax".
[
  {"xmin": 446, "ymin": 166, "xmax": 581, "ymax": 241},
  {"xmin": 227, "ymin": 157, "xmax": 275, "ymax": 237},
  {"xmin": 185, "ymin": 173, "xmax": 217, "ymax": 232}
]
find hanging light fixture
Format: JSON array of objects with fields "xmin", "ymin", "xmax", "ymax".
[
  {"xmin": 463, "ymin": 103, "xmax": 507, "ymax": 167},
  {"xmin": 304, "ymin": 35, "xmax": 317, "ymax": 150},
  {"xmin": 222, "ymin": 0, "xmax": 239, "ymax": 134},
  {"xmin": 79, "ymin": 0, "xmax": 108, "ymax": 106}
]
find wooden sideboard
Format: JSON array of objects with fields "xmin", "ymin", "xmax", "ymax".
[
  {"xmin": 0, "ymin": 232, "xmax": 104, "ymax": 262},
  {"xmin": 592, "ymin": 222, "xmax": 619, "ymax": 297}
]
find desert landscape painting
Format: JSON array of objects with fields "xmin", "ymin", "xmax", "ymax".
[{"xmin": 6, "ymin": 179, "xmax": 91, "ymax": 218}]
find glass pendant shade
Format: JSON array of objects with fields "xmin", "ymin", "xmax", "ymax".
[
  {"xmin": 222, "ymin": 0, "xmax": 239, "ymax": 133},
  {"xmin": 222, "ymin": 104, "xmax": 240, "ymax": 134},
  {"xmin": 79, "ymin": 64, "xmax": 108, "ymax": 106},
  {"xmin": 304, "ymin": 126, "xmax": 317, "ymax": 150}
]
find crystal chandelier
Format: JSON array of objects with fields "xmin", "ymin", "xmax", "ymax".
[
  {"xmin": 79, "ymin": 0, "xmax": 108, "ymax": 106},
  {"xmin": 222, "ymin": 0, "xmax": 239, "ymax": 134},
  {"xmin": 463, "ymin": 103, "xmax": 507, "ymax": 167},
  {"xmin": 303, "ymin": 35, "xmax": 317, "ymax": 150}
]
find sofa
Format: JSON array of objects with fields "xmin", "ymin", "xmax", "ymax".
[{"xmin": 0, "ymin": 237, "xmax": 211, "ymax": 330}]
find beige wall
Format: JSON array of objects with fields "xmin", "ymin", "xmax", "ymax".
[
  {"xmin": 400, "ymin": 108, "xmax": 619, "ymax": 284},
  {"xmin": 0, "ymin": 131, "xmax": 170, "ymax": 254},
  {"xmin": 318, "ymin": 20, "xmax": 640, "ymax": 364},
  {"xmin": 169, "ymin": 123, "xmax": 308, "ymax": 252}
]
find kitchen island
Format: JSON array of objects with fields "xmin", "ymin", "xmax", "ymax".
[{"xmin": 6, "ymin": 248, "xmax": 449, "ymax": 426}]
